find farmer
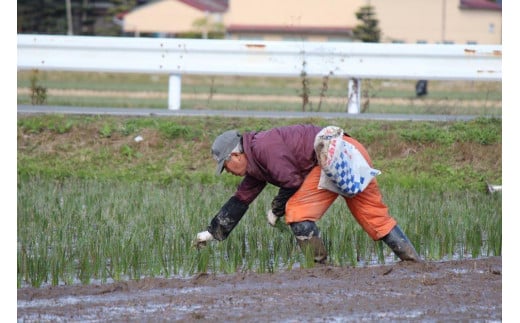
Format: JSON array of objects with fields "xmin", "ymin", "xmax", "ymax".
[{"xmin": 194, "ymin": 124, "xmax": 420, "ymax": 263}]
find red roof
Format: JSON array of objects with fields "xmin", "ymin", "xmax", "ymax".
[
  {"xmin": 178, "ymin": 0, "xmax": 228, "ymax": 13},
  {"xmin": 459, "ymin": 0, "xmax": 502, "ymax": 11}
]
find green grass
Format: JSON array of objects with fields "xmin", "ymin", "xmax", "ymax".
[
  {"xmin": 17, "ymin": 114, "xmax": 501, "ymax": 288},
  {"xmin": 17, "ymin": 71, "xmax": 502, "ymax": 99},
  {"xmin": 17, "ymin": 115, "xmax": 502, "ymax": 189}
]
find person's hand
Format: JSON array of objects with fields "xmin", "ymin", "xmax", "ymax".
[
  {"xmin": 267, "ymin": 209, "xmax": 278, "ymax": 226},
  {"xmin": 193, "ymin": 230, "xmax": 214, "ymax": 249}
]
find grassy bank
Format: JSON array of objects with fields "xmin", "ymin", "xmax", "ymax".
[
  {"xmin": 17, "ymin": 115, "xmax": 502, "ymax": 287},
  {"xmin": 17, "ymin": 115, "xmax": 501, "ymax": 189}
]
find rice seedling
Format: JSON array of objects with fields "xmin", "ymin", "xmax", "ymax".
[{"xmin": 17, "ymin": 175, "xmax": 501, "ymax": 288}]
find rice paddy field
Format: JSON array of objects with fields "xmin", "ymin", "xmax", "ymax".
[
  {"xmin": 16, "ymin": 70, "xmax": 503, "ymax": 321},
  {"xmin": 17, "ymin": 175, "xmax": 501, "ymax": 289},
  {"xmin": 16, "ymin": 70, "xmax": 501, "ymax": 279}
]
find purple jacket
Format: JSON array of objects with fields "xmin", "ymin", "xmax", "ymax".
[{"xmin": 234, "ymin": 124, "xmax": 322, "ymax": 205}]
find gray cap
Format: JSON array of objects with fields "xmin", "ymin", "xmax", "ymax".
[{"xmin": 211, "ymin": 130, "xmax": 241, "ymax": 175}]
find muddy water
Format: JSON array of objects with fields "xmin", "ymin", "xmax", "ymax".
[{"xmin": 18, "ymin": 257, "xmax": 501, "ymax": 322}]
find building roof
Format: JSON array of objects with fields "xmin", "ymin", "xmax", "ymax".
[
  {"xmin": 178, "ymin": 0, "xmax": 228, "ymax": 13},
  {"xmin": 459, "ymin": 0, "xmax": 502, "ymax": 11}
]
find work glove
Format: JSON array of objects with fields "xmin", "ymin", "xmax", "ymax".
[
  {"xmin": 267, "ymin": 209, "xmax": 278, "ymax": 227},
  {"xmin": 193, "ymin": 230, "xmax": 214, "ymax": 249}
]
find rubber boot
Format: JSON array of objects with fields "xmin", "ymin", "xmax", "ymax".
[
  {"xmin": 297, "ymin": 236, "xmax": 328, "ymax": 264},
  {"xmin": 381, "ymin": 225, "xmax": 421, "ymax": 262}
]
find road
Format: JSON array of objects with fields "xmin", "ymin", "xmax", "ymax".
[{"xmin": 17, "ymin": 105, "xmax": 493, "ymax": 122}]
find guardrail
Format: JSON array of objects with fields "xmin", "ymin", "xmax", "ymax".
[{"xmin": 17, "ymin": 34, "xmax": 502, "ymax": 113}]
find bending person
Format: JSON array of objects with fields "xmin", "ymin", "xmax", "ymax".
[{"xmin": 195, "ymin": 124, "xmax": 420, "ymax": 263}]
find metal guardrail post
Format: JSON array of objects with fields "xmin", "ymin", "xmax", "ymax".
[
  {"xmin": 168, "ymin": 74, "xmax": 182, "ymax": 110},
  {"xmin": 347, "ymin": 79, "xmax": 361, "ymax": 114}
]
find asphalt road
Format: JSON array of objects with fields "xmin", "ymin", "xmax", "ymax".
[{"xmin": 17, "ymin": 105, "xmax": 495, "ymax": 122}]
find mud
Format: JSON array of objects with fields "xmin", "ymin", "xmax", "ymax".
[{"xmin": 18, "ymin": 257, "xmax": 501, "ymax": 322}]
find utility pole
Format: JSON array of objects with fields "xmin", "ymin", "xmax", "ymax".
[
  {"xmin": 66, "ymin": 0, "xmax": 73, "ymax": 35},
  {"xmin": 441, "ymin": 0, "xmax": 446, "ymax": 43}
]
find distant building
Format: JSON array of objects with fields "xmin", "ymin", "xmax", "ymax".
[
  {"xmin": 122, "ymin": 0, "xmax": 227, "ymax": 37},
  {"xmin": 372, "ymin": 0, "xmax": 501, "ymax": 44},
  {"xmin": 121, "ymin": 0, "xmax": 501, "ymax": 44},
  {"xmin": 224, "ymin": 0, "xmax": 363, "ymax": 42}
]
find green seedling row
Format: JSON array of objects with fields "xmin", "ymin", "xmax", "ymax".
[{"xmin": 17, "ymin": 176, "xmax": 501, "ymax": 288}]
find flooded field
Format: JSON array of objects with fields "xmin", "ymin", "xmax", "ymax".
[{"xmin": 18, "ymin": 257, "xmax": 501, "ymax": 322}]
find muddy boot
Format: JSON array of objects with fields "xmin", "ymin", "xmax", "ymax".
[
  {"xmin": 297, "ymin": 236, "xmax": 328, "ymax": 264},
  {"xmin": 381, "ymin": 225, "xmax": 421, "ymax": 262},
  {"xmin": 290, "ymin": 221, "xmax": 328, "ymax": 264}
]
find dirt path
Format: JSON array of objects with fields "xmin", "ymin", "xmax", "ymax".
[
  {"xmin": 17, "ymin": 257, "xmax": 501, "ymax": 322},
  {"xmin": 17, "ymin": 88, "xmax": 502, "ymax": 108}
]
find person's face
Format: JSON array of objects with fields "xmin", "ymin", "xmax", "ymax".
[{"xmin": 223, "ymin": 152, "xmax": 247, "ymax": 176}]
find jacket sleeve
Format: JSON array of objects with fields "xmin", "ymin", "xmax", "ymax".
[
  {"xmin": 207, "ymin": 196, "xmax": 249, "ymax": 241},
  {"xmin": 271, "ymin": 187, "xmax": 298, "ymax": 217}
]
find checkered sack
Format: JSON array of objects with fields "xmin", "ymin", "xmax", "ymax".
[{"xmin": 314, "ymin": 126, "xmax": 381, "ymax": 197}]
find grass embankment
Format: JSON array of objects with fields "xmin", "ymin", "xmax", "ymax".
[{"xmin": 17, "ymin": 115, "xmax": 502, "ymax": 288}]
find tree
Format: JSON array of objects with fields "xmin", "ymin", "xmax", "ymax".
[
  {"xmin": 104, "ymin": 0, "xmax": 138, "ymax": 36},
  {"xmin": 17, "ymin": 0, "xmax": 139, "ymax": 36},
  {"xmin": 18, "ymin": 0, "xmax": 68, "ymax": 34},
  {"xmin": 352, "ymin": 5, "xmax": 381, "ymax": 43},
  {"xmin": 191, "ymin": 16, "xmax": 225, "ymax": 39}
]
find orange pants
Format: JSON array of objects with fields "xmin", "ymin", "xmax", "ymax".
[{"xmin": 285, "ymin": 136, "xmax": 396, "ymax": 240}]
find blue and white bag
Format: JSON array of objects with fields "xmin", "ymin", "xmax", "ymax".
[{"xmin": 314, "ymin": 126, "xmax": 381, "ymax": 197}]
